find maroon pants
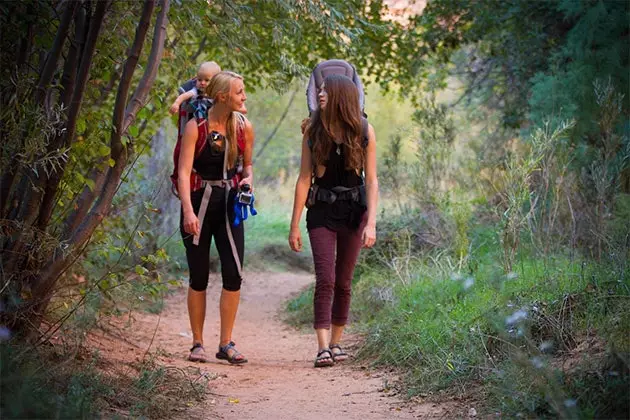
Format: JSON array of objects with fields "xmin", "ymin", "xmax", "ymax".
[{"xmin": 308, "ymin": 215, "xmax": 367, "ymax": 329}]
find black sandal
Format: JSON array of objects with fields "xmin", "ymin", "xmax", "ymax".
[
  {"xmin": 188, "ymin": 343, "xmax": 208, "ymax": 362},
  {"xmin": 216, "ymin": 341, "xmax": 248, "ymax": 365},
  {"xmin": 314, "ymin": 348, "xmax": 334, "ymax": 368},
  {"xmin": 329, "ymin": 344, "xmax": 349, "ymax": 362}
]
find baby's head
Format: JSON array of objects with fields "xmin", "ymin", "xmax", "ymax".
[{"xmin": 196, "ymin": 61, "xmax": 221, "ymax": 92}]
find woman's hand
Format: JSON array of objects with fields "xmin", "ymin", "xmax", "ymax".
[
  {"xmin": 362, "ymin": 224, "xmax": 376, "ymax": 248},
  {"xmin": 183, "ymin": 210, "xmax": 200, "ymax": 236},
  {"xmin": 169, "ymin": 103, "xmax": 179, "ymax": 115},
  {"xmin": 288, "ymin": 226, "xmax": 303, "ymax": 252},
  {"xmin": 238, "ymin": 176, "xmax": 253, "ymax": 192}
]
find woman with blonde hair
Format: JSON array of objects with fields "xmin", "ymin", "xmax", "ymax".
[
  {"xmin": 289, "ymin": 74, "xmax": 379, "ymax": 367},
  {"xmin": 178, "ymin": 71, "xmax": 254, "ymax": 364}
]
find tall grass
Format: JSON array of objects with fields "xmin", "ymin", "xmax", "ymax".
[
  {"xmin": 353, "ymin": 223, "xmax": 628, "ymax": 417},
  {"xmin": 0, "ymin": 344, "xmax": 207, "ymax": 419}
]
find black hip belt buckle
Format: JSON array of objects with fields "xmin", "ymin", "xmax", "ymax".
[
  {"xmin": 317, "ymin": 188, "xmax": 337, "ymax": 204},
  {"xmin": 330, "ymin": 186, "xmax": 359, "ymax": 201}
]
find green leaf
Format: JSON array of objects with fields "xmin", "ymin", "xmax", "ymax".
[
  {"xmin": 108, "ymin": 158, "xmax": 116, "ymax": 167},
  {"xmin": 129, "ymin": 124, "xmax": 139, "ymax": 137},
  {"xmin": 135, "ymin": 265, "xmax": 148, "ymax": 275},
  {"xmin": 76, "ymin": 118, "xmax": 87, "ymax": 134},
  {"xmin": 137, "ymin": 107, "xmax": 149, "ymax": 120},
  {"xmin": 99, "ymin": 144, "xmax": 111, "ymax": 157}
]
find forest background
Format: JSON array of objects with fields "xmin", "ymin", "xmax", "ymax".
[{"xmin": 1, "ymin": 0, "xmax": 628, "ymax": 418}]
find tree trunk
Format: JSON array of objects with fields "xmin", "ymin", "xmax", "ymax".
[
  {"xmin": 31, "ymin": 0, "xmax": 171, "ymax": 325},
  {"xmin": 37, "ymin": 2, "xmax": 89, "ymax": 231}
]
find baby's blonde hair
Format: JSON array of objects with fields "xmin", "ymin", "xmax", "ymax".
[
  {"xmin": 198, "ymin": 61, "xmax": 221, "ymax": 77},
  {"xmin": 206, "ymin": 71, "xmax": 245, "ymax": 168}
]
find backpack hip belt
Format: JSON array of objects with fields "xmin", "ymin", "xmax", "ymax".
[
  {"xmin": 192, "ymin": 178, "xmax": 231, "ymax": 246},
  {"xmin": 309, "ymin": 184, "xmax": 365, "ymax": 206}
]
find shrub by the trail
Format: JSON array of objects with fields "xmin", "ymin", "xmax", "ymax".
[{"xmin": 0, "ymin": 343, "xmax": 207, "ymax": 419}]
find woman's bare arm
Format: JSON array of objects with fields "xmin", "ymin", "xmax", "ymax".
[
  {"xmin": 362, "ymin": 123, "xmax": 379, "ymax": 247},
  {"xmin": 178, "ymin": 119, "xmax": 200, "ymax": 235},
  {"xmin": 289, "ymin": 134, "xmax": 314, "ymax": 252}
]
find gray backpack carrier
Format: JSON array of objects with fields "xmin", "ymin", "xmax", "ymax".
[{"xmin": 306, "ymin": 59, "xmax": 365, "ymax": 116}]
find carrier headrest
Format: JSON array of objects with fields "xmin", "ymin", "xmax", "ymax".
[
  {"xmin": 306, "ymin": 59, "xmax": 365, "ymax": 114},
  {"xmin": 312, "ymin": 60, "xmax": 356, "ymax": 88}
]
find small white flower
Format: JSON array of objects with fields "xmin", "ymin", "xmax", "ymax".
[
  {"xmin": 531, "ymin": 356, "xmax": 544, "ymax": 369},
  {"xmin": 450, "ymin": 272, "xmax": 463, "ymax": 281},
  {"xmin": 539, "ymin": 341, "xmax": 554, "ymax": 352},
  {"xmin": 506, "ymin": 309, "xmax": 528, "ymax": 324},
  {"xmin": 0, "ymin": 326, "xmax": 11, "ymax": 342}
]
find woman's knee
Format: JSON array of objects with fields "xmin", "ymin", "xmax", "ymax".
[
  {"xmin": 334, "ymin": 283, "xmax": 352, "ymax": 296},
  {"xmin": 222, "ymin": 276, "xmax": 242, "ymax": 291},
  {"xmin": 189, "ymin": 276, "xmax": 209, "ymax": 291},
  {"xmin": 314, "ymin": 280, "xmax": 334, "ymax": 297}
]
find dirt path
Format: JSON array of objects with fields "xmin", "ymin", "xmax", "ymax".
[{"xmin": 99, "ymin": 272, "xmax": 461, "ymax": 419}]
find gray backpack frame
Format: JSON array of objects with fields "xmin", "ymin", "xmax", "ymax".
[{"xmin": 306, "ymin": 59, "xmax": 365, "ymax": 115}]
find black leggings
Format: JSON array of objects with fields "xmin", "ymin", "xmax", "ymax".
[{"xmin": 180, "ymin": 188, "xmax": 244, "ymax": 291}]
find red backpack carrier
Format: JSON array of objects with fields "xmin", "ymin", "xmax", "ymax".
[{"xmin": 170, "ymin": 113, "xmax": 246, "ymax": 198}]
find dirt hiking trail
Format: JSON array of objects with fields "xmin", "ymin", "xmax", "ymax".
[{"xmin": 97, "ymin": 272, "xmax": 465, "ymax": 419}]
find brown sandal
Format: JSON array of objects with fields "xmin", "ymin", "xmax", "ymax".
[
  {"xmin": 330, "ymin": 344, "xmax": 349, "ymax": 362},
  {"xmin": 314, "ymin": 348, "xmax": 334, "ymax": 368}
]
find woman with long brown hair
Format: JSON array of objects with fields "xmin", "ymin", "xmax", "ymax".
[
  {"xmin": 289, "ymin": 74, "xmax": 379, "ymax": 367},
  {"xmin": 178, "ymin": 71, "xmax": 254, "ymax": 364}
]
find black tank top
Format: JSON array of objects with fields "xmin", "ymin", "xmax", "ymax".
[
  {"xmin": 193, "ymin": 131, "xmax": 234, "ymax": 180},
  {"xmin": 306, "ymin": 140, "xmax": 367, "ymax": 231}
]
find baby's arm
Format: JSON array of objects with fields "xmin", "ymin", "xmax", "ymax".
[{"xmin": 169, "ymin": 90, "xmax": 195, "ymax": 114}]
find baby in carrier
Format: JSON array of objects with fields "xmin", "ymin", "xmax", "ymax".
[{"xmin": 169, "ymin": 61, "xmax": 221, "ymax": 118}]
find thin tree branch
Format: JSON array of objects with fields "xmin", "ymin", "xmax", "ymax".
[
  {"xmin": 35, "ymin": 1, "xmax": 78, "ymax": 105},
  {"xmin": 254, "ymin": 87, "xmax": 299, "ymax": 162},
  {"xmin": 123, "ymin": 0, "xmax": 169, "ymax": 134}
]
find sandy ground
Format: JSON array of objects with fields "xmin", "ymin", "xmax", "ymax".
[{"xmin": 94, "ymin": 271, "xmax": 466, "ymax": 419}]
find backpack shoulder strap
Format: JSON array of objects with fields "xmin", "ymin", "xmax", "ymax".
[
  {"xmin": 194, "ymin": 117, "xmax": 208, "ymax": 157},
  {"xmin": 360, "ymin": 118, "xmax": 369, "ymax": 183},
  {"xmin": 361, "ymin": 117, "xmax": 369, "ymax": 148},
  {"xmin": 234, "ymin": 112, "xmax": 246, "ymax": 152}
]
